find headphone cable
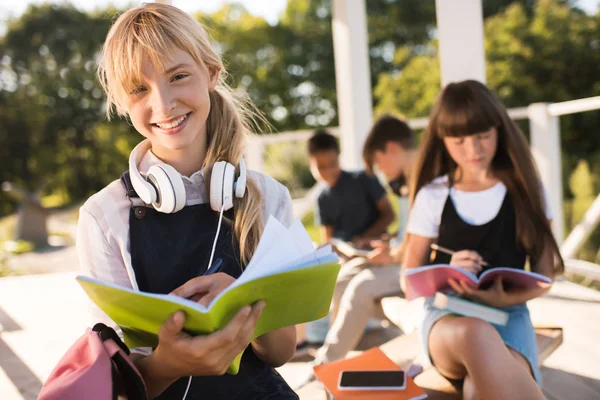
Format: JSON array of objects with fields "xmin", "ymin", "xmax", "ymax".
[{"xmin": 182, "ymin": 203, "xmax": 225, "ymax": 400}]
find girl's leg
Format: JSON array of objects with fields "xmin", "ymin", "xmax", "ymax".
[
  {"xmin": 462, "ymin": 375, "xmax": 479, "ymax": 400},
  {"xmin": 462, "ymin": 348, "xmax": 535, "ymax": 400},
  {"xmin": 428, "ymin": 316, "xmax": 543, "ymax": 400}
]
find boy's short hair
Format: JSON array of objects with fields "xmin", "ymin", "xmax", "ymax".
[
  {"xmin": 307, "ymin": 129, "xmax": 340, "ymax": 155},
  {"xmin": 363, "ymin": 115, "xmax": 414, "ymax": 173}
]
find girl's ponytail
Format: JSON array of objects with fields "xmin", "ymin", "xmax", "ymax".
[{"xmin": 205, "ymin": 83, "xmax": 264, "ymax": 267}]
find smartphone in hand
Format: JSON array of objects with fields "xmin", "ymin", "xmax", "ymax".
[{"xmin": 338, "ymin": 370, "xmax": 406, "ymax": 391}]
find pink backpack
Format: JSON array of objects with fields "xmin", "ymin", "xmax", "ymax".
[{"xmin": 39, "ymin": 323, "xmax": 148, "ymax": 400}]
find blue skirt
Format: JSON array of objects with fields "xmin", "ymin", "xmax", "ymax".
[{"xmin": 419, "ymin": 296, "xmax": 542, "ymax": 386}]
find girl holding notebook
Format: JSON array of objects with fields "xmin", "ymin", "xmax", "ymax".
[
  {"xmin": 401, "ymin": 80, "xmax": 563, "ymax": 400},
  {"xmin": 77, "ymin": 3, "xmax": 297, "ymax": 399}
]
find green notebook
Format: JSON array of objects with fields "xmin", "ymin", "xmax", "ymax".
[{"xmin": 77, "ymin": 217, "xmax": 341, "ymax": 374}]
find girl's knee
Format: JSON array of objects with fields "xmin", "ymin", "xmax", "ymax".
[{"xmin": 453, "ymin": 317, "xmax": 500, "ymax": 349}]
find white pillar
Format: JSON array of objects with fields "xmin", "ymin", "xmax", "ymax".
[
  {"xmin": 528, "ymin": 103, "xmax": 564, "ymax": 244},
  {"xmin": 332, "ymin": 0, "xmax": 373, "ymax": 170},
  {"xmin": 435, "ymin": 0, "xmax": 486, "ymax": 85}
]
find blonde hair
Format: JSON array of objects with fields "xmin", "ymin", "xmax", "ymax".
[
  {"xmin": 410, "ymin": 80, "xmax": 563, "ymax": 276},
  {"xmin": 97, "ymin": 3, "xmax": 263, "ymax": 266}
]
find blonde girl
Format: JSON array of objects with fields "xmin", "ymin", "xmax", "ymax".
[{"xmin": 77, "ymin": 3, "xmax": 297, "ymax": 399}]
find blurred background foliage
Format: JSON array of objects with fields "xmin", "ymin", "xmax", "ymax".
[{"xmin": 0, "ymin": 0, "xmax": 599, "ymax": 261}]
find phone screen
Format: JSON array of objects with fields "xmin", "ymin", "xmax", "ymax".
[{"xmin": 338, "ymin": 370, "xmax": 406, "ymax": 390}]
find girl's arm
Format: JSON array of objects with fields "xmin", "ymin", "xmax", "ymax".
[
  {"xmin": 320, "ymin": 225, "xmax": 335, "ymax": 244},
  {"xmin": 501, "ymin": 234, "xmax": 555, "ymax": 306},
  {"xmin": 400, "ymin": 233, "xmax": 436, "ymax": 292},
  {"xmin": 251, "ymin": 325, "xmax": 296, "ymax": 367},
  {"xmin": 355, "ymin": 196, "xmax": 396, "ymax": 240}
]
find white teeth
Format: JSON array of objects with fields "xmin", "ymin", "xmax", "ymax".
[{"xmin": 155, "ymin": 114, "xmax": 187, "ymax": 129}]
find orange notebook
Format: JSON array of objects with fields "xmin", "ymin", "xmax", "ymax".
[{"xmin": 313, "ymin": 347, "xmax": 427, "ymax": 399}]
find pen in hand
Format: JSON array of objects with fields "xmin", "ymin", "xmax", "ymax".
[
  {"xmin": 203, "ymin": 257, "xmax": 224, "ymax": 276},
  {"xmin": 181, "ymin": 258, "xmax": 225, "ymax": 301},
  {"xmin": 430, "ymin": 243, "xmax": 489, "ymax": 267}
]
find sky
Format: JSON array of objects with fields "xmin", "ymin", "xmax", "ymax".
[
  {"xmin": 1, "ymin": 0, "xmax": 598, "ymax": 25},
  {"xmin": 0, "ymin": 0, "xmax": 598, "ymax": 36},
  {"xmin": 0, "ymin": 0, "xmax": 289, "ymax": 25}
]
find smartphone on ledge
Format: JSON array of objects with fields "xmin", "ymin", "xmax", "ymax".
[{"xmin": 338, "ymin": 370, "xmax": 406, "ymax": 391}]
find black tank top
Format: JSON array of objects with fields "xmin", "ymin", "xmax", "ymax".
[{"xmin": 432, "ymin": 186, "xmax": 527, "ymax": 273}]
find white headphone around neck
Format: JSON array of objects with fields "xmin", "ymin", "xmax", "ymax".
[{"xmin": 128, "ymin": 140, "xmax": 247, "ymax": 213}]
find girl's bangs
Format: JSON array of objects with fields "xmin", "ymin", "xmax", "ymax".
[
  {"xmin": 433, "ymin": 86, "xmax": 501, "ymax": 138},
  {"xmin": 110, "ymin": 11, "xmax": 202, "ymax": 101}
]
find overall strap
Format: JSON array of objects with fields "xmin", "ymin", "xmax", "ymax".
[
  {"xmin": 120, "ymin": 171, "xmax": 147, "ymax": 219},
  {"xmin": 120, "ymin": 171, "xmax": 139, "ymax": 199}
]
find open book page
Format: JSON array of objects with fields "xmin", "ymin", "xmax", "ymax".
[
  {"xmin": 478, "ymin": 267, "xmax": 552, "ymax": 288},
  {"xmin": 275, "ymin": 245, "xmax": 335, "ymax": 275},
  {"xmin": 229, "ymin": 217, "xmax": 316, "ymax": 289},
  {"xmin": 403, "ymin": 264, "xmax": 478, "ymax": 300},
  {"xmin": 404, "ymin": 264, "xmax": 553, "ymax": 300},
  {"xmin": 244, "ymin": 215, "xmax": 288, "ymax": 271},
  {"xmin": 330, "ymin": 238, "xmax": 371, "ymax": 258}
]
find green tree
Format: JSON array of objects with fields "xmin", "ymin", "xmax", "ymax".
[
  {"xmin": 208, "ymin": 0, "xmax": 550, "ymax": 131},
  {"xmin": 374, "ymin": 0, "xmax": 600, "ymax": 173},
  {"xmin": 0, "ymin": 5, "xmax": 135, "ymax": 214},
  {"xmin": 568, "ymin": 160, "xmax": 599, "ymax": 261},
  {"xmin": 374, "ymin": 0, "xmax": 600, "ymax": 259}
]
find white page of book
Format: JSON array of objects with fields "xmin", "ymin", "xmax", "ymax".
[
  {"xmin": 231, "ymin": 219, "xmax": 316, "ymax": 288},
  {"xmin": 245, "ymin": 216, "xmax": 288, "ymax": 271},
  {"xmin": 275, "ymin": 245, "xmax": 335, "ymax": 275}
]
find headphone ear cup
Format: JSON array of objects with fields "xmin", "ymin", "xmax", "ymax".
[
  {"xmin": 234, "ymin": 158, "xmax": 247, "ymax": 199},
  {"xmin": 211, "ymin": 161, "xmax": 234, "ymax": 212},
  {"xmin": 146, "ymin": 164, "xmax": 186, "ymax": 213},
  {"xmin": 129, "ymin": 140, "xmax": 157, "ymax": 205}
]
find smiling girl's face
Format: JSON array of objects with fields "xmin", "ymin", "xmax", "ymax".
[
  {"xmin": 443, "ymin": 127, "xmax": 498, "ymax": 176},
  {"xmin": 126, "ymin": 49, "xmax": 218, "ymax": 161}
]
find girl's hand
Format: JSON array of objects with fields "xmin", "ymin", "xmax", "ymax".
[
  {"xmin": 171, "ymin": 272, "xmax": 235, "ymax": 306},
  {"xmin": 448, "ymin": 277, "xmax": 509, "ymax": 308},
  {"xmin": 449, "ymin": 250, "xmax": 484, "ymax": 275},
  {"xmin": 150, "ymin": 302, "xmax": 265, "ymax": 378}
]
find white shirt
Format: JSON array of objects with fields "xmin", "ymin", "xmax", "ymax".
[
  {"xmin": 76, "ymin": 149, "xmax": 293, "ymax": 353},
  {"xmin": 406, "ymin": 175, "xmax": 552, "ymax": 238}
]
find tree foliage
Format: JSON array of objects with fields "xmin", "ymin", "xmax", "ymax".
[
  {"xmin": 374, "ymin": 0, "xmax": 600, "ymax": 196},
  {"xmin": 0, "ymin": 0, "xmax": 598, "ymax": 224}
]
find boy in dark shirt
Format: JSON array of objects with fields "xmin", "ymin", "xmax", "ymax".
[
  {"xmin": 295, "ymin": 119, "xmax": 418, "ymax": 388},
  {"xmin": 294, "ymin": 129, "xmax": 395, "ymax": 359},
  {"xmin": 308, "ymin": 129, "xmax": 395, "ymax": 245}
]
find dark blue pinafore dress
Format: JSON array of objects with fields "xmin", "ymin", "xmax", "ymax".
[{"xmin": 121, "ymin": 172, "xmax": 299, "ymax": 399}]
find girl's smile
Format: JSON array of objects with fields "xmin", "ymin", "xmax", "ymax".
[{"xmin": 151, "ymin": 112, "xmax": 192, "ymax": 135}]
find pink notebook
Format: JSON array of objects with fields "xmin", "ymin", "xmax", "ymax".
[{"xmin": 404, "ymin": 265, "xmax": 552, "ymax": 300}]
